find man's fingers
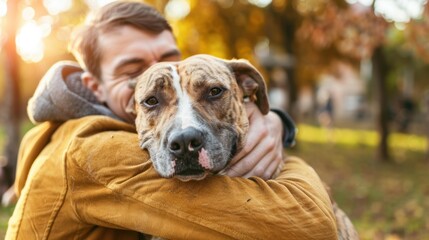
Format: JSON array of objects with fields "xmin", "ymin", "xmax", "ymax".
[
  {"xmin": 226, "ymin": 135, "xmax": 274, "ymax": 177},
  {"xmin": 230, "ymin": 113, "xmax": 266, "ymax": 165},
  {"xmin": 225, "ymin": 101, "xmax": 286, "ymax": 179},
  {"xmin": 230, "ymin": 131, "xmax": 262, "ymax": 165},
  {"xmin": 226, "ymin": 153, "xmax": 261, "ymax": 177},
  {"xmin": 229, "ymin": 135, "xmax": 254, "ymax": 166},
  {"xmin": 242, "ymin": 153, "xmax": 275, "ymax": 180},
  {"xmin": 264, "ymin": 156, "xmax": 283, "ymax": 179},
  {"xmin": 242, "ymin": 143, "xmax": 282, "ymax": 180}
]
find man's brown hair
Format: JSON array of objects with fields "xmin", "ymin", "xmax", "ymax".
[{"xmin": 69, "ymin": 1, "xmax": 173, "ymax": 80}]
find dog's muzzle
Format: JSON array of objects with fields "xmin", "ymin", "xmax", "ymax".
[{"xmin": 168, "ymin": 127, "xmax": 210, "ymax": 179}]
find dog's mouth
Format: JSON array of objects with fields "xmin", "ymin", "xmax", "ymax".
[
  {"xmin": 174, "ymin": 165, "xmax": 208, "ymax": 182},
  {"xmin": 175, "ymin": 170, "xmax": 208, "ymax": 182},
  {"xmin": 177, "ymin": 168, "xmax": 205, "ymax": 176}
]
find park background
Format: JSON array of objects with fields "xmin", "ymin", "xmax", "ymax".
[{"xmin": 0, "ymin": 0, "xmax": 428, "ymax": 239}]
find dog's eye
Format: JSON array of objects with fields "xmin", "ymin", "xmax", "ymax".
[
  {"xmin": 144, "ymin": 97, "xmax": 159, "ymax": 107},
  {"xmin": 208, "ymin": 87, "xmax": 223, "ymax": 98}
]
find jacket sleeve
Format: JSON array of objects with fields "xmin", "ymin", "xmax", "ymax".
[
  {"xmin": 67, "ymin": 129, "xmax": 337, "ymax": 240},
  {"xmin": 15, "ymin": 122, "xmax": 62, "ymax": 196}
]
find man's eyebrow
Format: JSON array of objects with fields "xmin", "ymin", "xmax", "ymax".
[
  {"xmin": 115, "ymin": 49, "xmax": 180, "ymax": 72},
  {"xmin": 160, "ymin": 49, "xmax": 181, "ymax": 60},
  {"xmin": 116, "ymin": 58, "xmax": 145, "ymax": 70}
]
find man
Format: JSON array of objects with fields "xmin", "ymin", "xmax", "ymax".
[{"xmin": 6, "ymin": 1, "xmax": 337, "ymax": 239}]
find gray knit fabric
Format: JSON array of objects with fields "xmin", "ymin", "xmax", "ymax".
[{"xmin": 27, "ymin": 61, "xmax": 119, "ymax": 124}]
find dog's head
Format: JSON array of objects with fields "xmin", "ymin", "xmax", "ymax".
[{"xmin": 130, "ymin": 54, "xmax": 269, "ymax": 181}]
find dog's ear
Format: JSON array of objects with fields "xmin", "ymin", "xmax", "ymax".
[{"xmin": 227, "ymin": 59, "xmax": 269, "ymax": 115}]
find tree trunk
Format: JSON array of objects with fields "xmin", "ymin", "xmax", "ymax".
[
  {"xmin": 268, "ymin": 6, "xmax": 299, "ymax": 121},
  {"xmin": 372, "ymin": 46, "xmax": 390, "ymax": 162},
  {"xmin": 281, "ymin": 20, "xmax": 298, "ymax": 121},
  {"xmin": 425, "ymin": 94, "xmax": 429, "ymax": 162},
  {"xmin": 1, "ymin": 0, "xmax": 21, "ymax": 196}
]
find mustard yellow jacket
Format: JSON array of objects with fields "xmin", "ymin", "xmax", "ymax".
[{"xmin": 6, "ymin": 115, "xmax": 337, "ymax": 239}]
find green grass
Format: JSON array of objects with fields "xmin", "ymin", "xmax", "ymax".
[
  {"xmin": 0, "ymin": 206, "xmax": 14, "ymax": 238},
  {"xmin": 292, "ymin": 124, "xmax": 429, "ymax": 240},
  {"xmin": 0, "ymin": 123, "xmax": 428, "ymax": 239},
  {"xmin": 297, "ymin": 124, "xmax": 427, "ymax": 152}
]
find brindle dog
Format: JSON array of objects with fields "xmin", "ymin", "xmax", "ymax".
[{"xmin": 128, "ymin": 54, "xmax": 359, "ymax": 240}]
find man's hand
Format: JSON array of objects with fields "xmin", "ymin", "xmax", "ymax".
[{"xmin": 224, "ymin": 102, "xmax": 284, "ymax": 180}]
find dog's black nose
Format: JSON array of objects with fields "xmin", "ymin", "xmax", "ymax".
[{"xmin": 168, "ymin": 127, "xmax": 204, "ymax": 157}]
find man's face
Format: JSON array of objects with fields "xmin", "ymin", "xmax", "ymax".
[{"xmin": 88, "ymin": 26, "xmax": 181, "ymax": 122}]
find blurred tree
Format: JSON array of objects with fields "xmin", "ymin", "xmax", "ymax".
[
  {"xmin": 295, "ymin": 1, "xmax": 392, "ymax": 161},
  {"xmin": 372, "ymin": 45, "xmax": 390, "ymax": 161},
  {"xmin": 403, "ymin": 2, "xmax": 429, "ymax": 102},
  {"xmin": 406, "ymin": 3, "xmax": 429, "ymax": 63},
  {"xmin": 370, "ymin": 1, "xmax": 390, "ymax": 162}
]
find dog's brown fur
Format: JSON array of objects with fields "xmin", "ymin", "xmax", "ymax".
[{"xmin": 129, "ymin": 54, "xmax": 269, "ymax": 181}]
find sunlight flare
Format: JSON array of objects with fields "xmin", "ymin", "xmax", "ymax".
[
  {"xmin": 0, "ymin": 0, "xmax": 7, "ymax": 17},
  {"xmin": 84, "ymin": 0, "xmax": 117, "ymax": 10},
  {"xmin": 22, "ymin": 7, "xmax": 35, "ymax": 20},
  {"xmin": 43, "ymin": 0, "xmax": 73, "ymax": 15},
  {"xmin": 165, "ymin": 0, "xmax": 190, "ymax": 21},
  {"xmin": 248, "ymin": 0, "xmax": 272, "ymax": 8},
  {"xmin": 16, "ymin": 20, "xmax": 44, "ymax": 63}
]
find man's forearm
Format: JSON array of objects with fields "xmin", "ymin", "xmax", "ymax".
[{"xmin": 69, "ymin": 122, "xmax": 337, "ymax": 239}]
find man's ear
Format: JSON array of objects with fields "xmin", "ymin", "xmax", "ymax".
[
  {"xmin": 125, "ymin": 96, "xmax": 136, "ymax": 115},
  {"xmin": 81, "ymin": 72, "xmax": 106, "ymax": 103},
  {"xmin": 227, "ymin": 59, "xmax": 269, "ymax": 115},
  {"xmin": 125, "ymin": 77, "xmax": 138, "ymax": 115}
]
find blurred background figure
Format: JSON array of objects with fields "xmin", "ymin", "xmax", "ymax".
[
  {"xmin": 317, "ymin": 90, "xmax": 334, "ymax": 126},
  {"xmin": 317, "ymin": 88, "xmax": 335, "ymax": 141},
  {"xmin": 395, "ymin": 94, "xmax": 416, "ymax": 133}
]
